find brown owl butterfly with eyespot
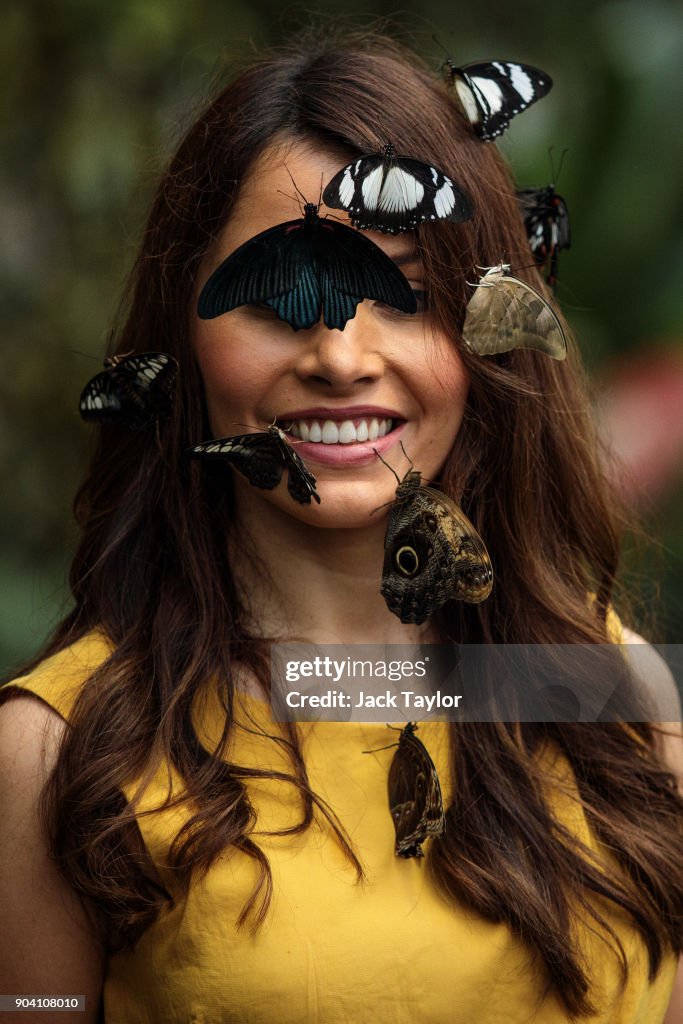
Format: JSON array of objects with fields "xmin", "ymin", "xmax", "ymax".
[
  {"xmin": 381, "ymin": 469, "xmax": 493, "ymax": 625},
  {"xmin": 388, "ymin": 722, "xmax": 445, "ymax": 858}
]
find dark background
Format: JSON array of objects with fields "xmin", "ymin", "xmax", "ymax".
[{"xmin": 2, "ymin": 0, "xmax": 682, "ymax": 675}]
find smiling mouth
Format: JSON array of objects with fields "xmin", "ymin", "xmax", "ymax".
[{"xmin": 279, "ymin": 417, "xmax": 401, "ymax": 444}]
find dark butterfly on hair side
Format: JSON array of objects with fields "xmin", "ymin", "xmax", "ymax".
[
  {"xmin": 441, "ymin": 59, "xmax": 553, "ymax": 141},
  {"xmin": 388, "ymin": 722, "xmax": 446, "ymax": 858},
  {"xmin": 462, "ymin": 265, "xmax": 567, "ymax": 360},
  {"xmin": 322, "ymin": 143, "xmax": 473, "ymax": 234},
  {"xmin": 197, "ymin": 202, "xmax": 417, "ymax": 331},
  {"xmin": 78, "ymin": 352, "xmax": 178, "ymax": 430},
  {"xmin": 188, "ymin": 423, "xmax": 320, "ymax": 505},
  {"xmin": 517, "ymin": 185, "xmax": 571, "ymax": 288},
  {"xmin": 376, "ymin": 449, "xmax": 493, "ymax": 625}
]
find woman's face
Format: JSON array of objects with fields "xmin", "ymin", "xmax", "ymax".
[{"xmin": 192, "ymin": 140, "xmax": 469, "ymax": 528}]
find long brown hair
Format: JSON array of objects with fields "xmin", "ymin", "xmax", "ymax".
[{"xmin": 3, "ymin": 29, "xmax": 681, "ymax": 1018}]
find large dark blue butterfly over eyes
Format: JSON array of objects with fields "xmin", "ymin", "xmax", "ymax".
[
  {"xmin": 442, "ymin": 60, "xmax": 552, "ymax": 141},
  {"xmin": 322, "ymin": 143, "xmax": 473, "ymax": 234},
  {"xmin": 188, "ymin": 424, "xmax": 320, "ymax": 505},
  {"xmin": 197, "ymin": 203, "xmax": 418, "ymax": 331},
  {"xmin": 79, "ymin": 352, "xmax": 178, "ymax": 431},
  {"xmin": 517, "ymin": 185, "xmax": 571, "ymax": 288}
]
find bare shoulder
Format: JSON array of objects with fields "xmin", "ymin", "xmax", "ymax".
[
  {"xmin": 620, "ymin": 629, "xmax": 683, "ymax": 789},
  {"xmin": 0, "ymin": 695, "xmax": 105, "ymax": 1023}
]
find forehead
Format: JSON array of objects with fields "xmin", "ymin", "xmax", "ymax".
[{"xmin": 211, "ymin": 138, "xmax": 418, "ymax": 262}]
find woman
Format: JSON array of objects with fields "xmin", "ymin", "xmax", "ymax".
[{"xmin": 1, "ymin": 32, "xmax": 681, "ymax": 1024}]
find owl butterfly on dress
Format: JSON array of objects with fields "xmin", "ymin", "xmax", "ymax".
[
  {"xmin": 388, "ymin": 722, "xmax": 446, "ymax": 858},
  {"xmin": 188, "ymin": 423, "xmax": 320, "ymax": 505},
  {"xmin": 462, "ymin": 265, "xmax": 567, "ymax": 360},
  {"xmin": 78, "ymin": 352, "xmax": 178, "ymax": 431},
  {"xmin": 377, "ymin": 450, "xmax": 493, "ymax": 625},
  {"xmin": 322, "ymin": 142, "xmax": 473, "ymax": 235},
  {"xmin": 441, "ymin": 59, "xmax": 553, "ymax": 141}
]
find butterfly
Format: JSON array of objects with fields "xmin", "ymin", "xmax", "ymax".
[
  {"xmin": 79, "ymin": 352, "xmax": 178, "ymax": 430},
  {"xmin": 388, "ymin": 722, "xmax": 446, "ymax": 858},
  {"xmin": 188, "ymin": 424, "xmax": 321, "ymax": 505},
  {"xmin": 197, "ymin": 202, "xmax": 417, "ymax": 331},
  {"xmin": 442, "ymin": 60, "xmax": 553, "ymax": 141},
  {"xmin": 517, "ymin": 185, "xmax": 571, "ymax": 287},
  {"xmin": 380, "ymin": 464, "xmax": 493, "ymax": 625},
  {"xmin": 322, "ymin": 143, "xmax": 473, "ymax": 235},
  {"xmin": 462, "ymin": 264, "xmax": 567, "ymax": 359}
]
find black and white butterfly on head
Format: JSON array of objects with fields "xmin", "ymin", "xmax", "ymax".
[
  {"xmin": 442, "ymin": 60, "xmax": 553, "ymax": 141},
  {"xmin": 188, "ymin": 423, "xmax": 321, "ymax": 505},
  {"xmin": 462, "ymin": 264, "xmax": 567, "ymax": 360},
  {"xmin": 79, "ymin": 352, "xmax": 178, "ymax": 431},
  {"xmin": 197, "ymin": 201, "xmax": 417, "ymax": 332},
  {"xmin": 322, "ymin": 143, "xmax": 473, "ymax": 235}
]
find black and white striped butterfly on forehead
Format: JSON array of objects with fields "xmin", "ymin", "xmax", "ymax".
[
  {"xmin": 322, "ymin": 143, "xmax": 473, "ymax": 235},
  {"xmin": 197, "ymin": 201, "xmax": 417, "ymax": 332},
  {"xmin": 188, "ymin": 423, "xmax": 320, "ymax": 505},
  {"xmin": 442, "ymin": 60, "xmax": 553, "ymax": 141},
  {"xmin": 79, "ymin": 352, "xmax": 178, "ymax": 431},
  {"xmin": 517, "ymin": 185, "xmax": 571, "ymax": 289}
]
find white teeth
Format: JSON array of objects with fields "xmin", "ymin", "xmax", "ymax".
[
  {"xmin": 338, "ymin": 420, "xmax": 357, "ymax": 444},
  {"xmin": 284, "ymin": 417, "xmax": 395, "ymax": 443},
  {"xmin": 321, "ymin": 420, "xmax": 339, "ymax": 444}
]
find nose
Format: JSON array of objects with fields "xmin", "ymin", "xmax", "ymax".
[{"xmin": 294, "ymin": 303, "xmax": 386, "ymax": 389}]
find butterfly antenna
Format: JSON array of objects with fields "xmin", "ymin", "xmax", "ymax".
[
  {"xmin": 67, "ymin": 348, "xmax": 100, "ymax": 363},
  {"xmin": 399, "ymin": 441, "xmax": 413, "ymax": 470},
  {"xmin": 372, "ymin": 446, "xmax": 401, "ymax": 484},
  {"xmin": 552, "ymin": 147, "xmax": 569, "ymax": 185},
  {"xmin": 284, "ymin": 165, "xmax": 309, "ymax": 210},
  {"xmin": 431, "ymin": 34, "xmax": 451, "ymax": 60},
  {"xmin": 318, "ymin": 170, "xmax": 324, "ymax": 207}
]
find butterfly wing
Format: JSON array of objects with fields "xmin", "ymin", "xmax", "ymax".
[
  {"xmin": 313, "ymin": 219, "xmax": 417, "ymax": 329},
  {"xmin": 79, "ymin": 352, "xmax": 177, "ymax": 430},
  {"xmin": 449, "ymin": 61, "xmax": 552, "ymax": 141},
  {"xmin": 188, "ymin": 432, "xmax": 285, "ymax": 491},
  {"xmin": 388, "ymin": 724, "xmax": 445, "ymax": 858},
  {"xmin": 268, "ymin": 427, "xmax": 321, "ymax": 505},
  {"xmin": 518, "ymin": 187, "xmax": 571, "ymax": 285},
  {"xmin": 462, "ymin": 268, "xmax": 567, "ymax": 359},
  {"xmin": 324, "ymin": 155, "xmax": 473, "ymax": 234},
  {"xmin": 197, "ymin": 219, "xmax": 323, "ymax": 330},
  {"xmin": 381, "ymin": 473, "xmax": 493, "ymax": 625}
]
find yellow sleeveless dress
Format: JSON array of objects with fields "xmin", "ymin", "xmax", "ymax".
[{"xmin": 2, "ymin": 631, "xmax": 678, "ymax": 1024}]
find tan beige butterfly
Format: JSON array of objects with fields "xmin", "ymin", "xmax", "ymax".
[{"xmin": 462, "ymin": 264, "xmax": 567, "ymax": 360}]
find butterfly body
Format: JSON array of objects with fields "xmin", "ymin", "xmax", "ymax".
[
  {"xmin": 381, "ymin": 469, "xmax": 493, "ymax": 625},
  {"xmin": 388, "ymin": 722, "xmax": 445, "ymax": 858},
  {"xmin": 197, "ymin": 203, "xmax": 417, "ymax": 331},
  {"xmin": 517, "ymin": 185, "xmax": 571, "ymax": 287},
  {"xmin": 462, "ymin": 265, "xmax": 567, "ymax": 360},
  {"xmin": 323, "ymin": 143, "xmax": 473, "ymax": 234},
  {"xmin": 442, "ymin": 60, "xmax": 552, "ymax": 141},
  {"xmin": 79, "ymin": 352, "xmax": 178, "ymax": 430},
  {"xmin": 188, "ymin": 424, "xmax": 320, "ymax": 505}
]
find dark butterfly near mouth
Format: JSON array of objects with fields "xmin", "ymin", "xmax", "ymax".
[
  {"xmin": 78, "ymin": 352, "xmax": 178, "ymax": 430},
  {"xmin": 197, "ymin": 202, "xmax": 417, "ymax": 331},
  {"xmin": 379, "ymin": 456, "xmax": 493, "ymax": 625},
  {"xmin": 188, "ymin": 424, "xmax": 320, "ymax": 505},
  {"xmin": 462, "ymin": 264, "xmax": 567, "ymax": 360},
  {"xmin": 322, "ymin": 143, "xmax": 473, "ymax": 235},
  {"xmin": 441, "ymin": 60, "xmax": 552, "ymax": 141},
  {"xmin": 388, "ymin": 722, "xmax": 445, "ymax": 858},
  {"xmin": 517, "ymin": 185, "xmax": 571, "ymax": 288}
]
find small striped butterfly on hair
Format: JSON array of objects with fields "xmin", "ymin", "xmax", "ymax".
[
  {"xmin": 462, "ymin": 265, "xmax": 567, "ymax": 360},
  {"xmin": 442, "ymin": 60, "xmax": 552, "ymax": 141},
  {"xmin": 322, "ymin": 143, "xmax": 473, "ymax": 235},
  {"xmin": 388, "ymin": 722, "xmax": 446, "ymax": 858},
  {"xmin": 517, "ymin": 185, "xmax": 571, "ymax": 288},
  {"xmin": 79, "ymin": 352, "xmax": 178, "ymax": 430},
  {"xmin": 197, "ymin": 202, "xmax": 417, "ymax": 331},
  {"xmin": 188, "ymin": 424, "xmax": 321, "ymax": 505}
]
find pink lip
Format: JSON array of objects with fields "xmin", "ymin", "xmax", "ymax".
[
  {"xmin": 285, "ymin": 422, "xmax": 408, "ymax": 466},
  {"xmin": 276, "ymin": 405, "xmax": 405, "ymax": 422}
]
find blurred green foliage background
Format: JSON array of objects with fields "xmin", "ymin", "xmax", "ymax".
[{"xmin": 1, "ymin": 0, "xmax": 682, "ymax": 676}]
